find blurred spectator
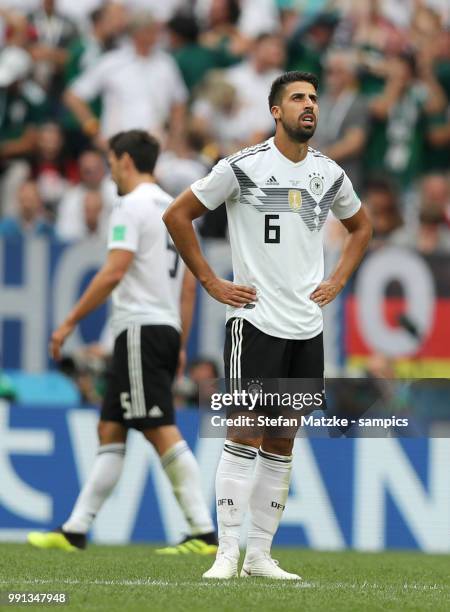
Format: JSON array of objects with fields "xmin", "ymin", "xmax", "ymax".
[
  {"xmin": 0, "ymin": 180, "xmax": 54, "ymax": 237},
  {"xmin": 174, "ymin": 357, "xmax": 220, "ymax": 407},
  {"xmin": 30, "ymin": 122, "xmax": 77, "ymax": 218},
  {"xmin": 64, "ymin": 11, "xmax": 188, "ymax": 147},
  {"xmin": 1, "ymin": 2, "xmax": 104, "ymax": 26},
  {"xmin": 127, "ymin": 0, "xmax": 186, "ymax": 24},
  {"xmin": 235, "ymin": 0, "xmax": 280, "ymax": 39},
  {"xmin": 223, "ymin": 33, "xmax": 285, "ymax": 139},
  {"xmin": 363, "ymin": 177, "xmax": 403, "ymax": 247},
  {"xmin": 419, "ymin": 173, "xmax": 450, "ymax": 227},
  {"xmin": 313, "ymin": 49, "xmax": 369, "ymax": 194},
  {"xmin": 167, "ymin": 13, "xmax": 233, "ymax": 92},
  {"xmin": 62, "ymin": 1, "xmax": 127, "ymax": 154},
  {"xmin": 367, "ymin": 51, "xmax": 447, "ymax": 190},
  {"xmin": 54, "ymin": 1, "xmax": 108, "ymax": 27},
  {"xmin": 193, "ymin": 33, "xmax": 285, "ymax": 149},
  {"xmin": 28, "ymin": 0, "xmax": 79, "ymax": 97},
  {"xmin": 287, "ymin": 11, "xmax": 339, "ymax": 79},
  {"xmin": 0, "ymin": 17, "xmax": 46, "ymax": 217},
  {"xmin": 0, "ymin": 48, "xmax": 38, "ymax": 161},
  {"xmin": 423, "ymin": 27, "xmax": 450, "ymax": 172},
  {"xmin": 81, "ymin": 189, "xmax": 104, "ymax": 238},
  {"xmin": 156, "ymin": 126, "xmax": 209, "ymax": 197},
  {"xmin": 64, "ymin": 2, "xmax": 126, "ymax": 83},
  {"xmin": 189, "ymin": 357, "xmax": 220, "ymax": 407},
  {"xmin": 391, "ymin": 173, "xmax": 450, "ymax": 254},
  {"xmin": 55, "ymin": 149, "xmax": 115, "ymax": 241},
  {"xmin": 434, "ymin": 26, "xmax": 450, "ymax": 98},
  {"xmin": 198, "ymin": 0, "xmax": 280, "ymax": 41},
  {"xmin": 192, "ymin": 72, "xmax": 249, "ymax": 155},
  {"xmin": 352, "ymin": 0, "xmax": 407, "ymax": 54},
  {"xmin": 425, "ymin": 109, "xmax": 450, "ymax": 173},
  {"xmin": 198, "ymin": 0, "xmax": 248, "ymax": 62}
]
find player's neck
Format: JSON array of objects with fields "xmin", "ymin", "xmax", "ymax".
[
  {"xmin": 124, "ymin": 174, "xmax": 155, "ymax": 195},
  {"xmin": 273, "ymin": 132, "xmax": 309, "ymax": 164}
]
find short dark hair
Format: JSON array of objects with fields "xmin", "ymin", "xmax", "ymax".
[
  {"xmin": 168, "ymin": 14, "xmax": 199, "ymax": 43},
  {"xmin": 90, "ymin": 6, "xmax": 104, "ymax": 24},
  {"xmin": 108, "ymin": 130, "xmax": 160, "ymax": 174},
  {"xmin": 268, "ymin": 71, "xmax": 319, "ymax": 109}
]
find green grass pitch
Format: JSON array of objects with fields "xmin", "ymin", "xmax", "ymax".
[{"xmin": 1, "ymin": 544, "xmax": 450, "ymax": 611}]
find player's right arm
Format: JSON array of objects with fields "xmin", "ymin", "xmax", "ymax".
[
  {"xmin": 50, "ymin": 249, "xmax": 134, "ymax": 360},
  {"xmin": 63, "ymin": 89, "xmax": 100, "ymax": 140},
  {"xmin": 163, "ymin": 179, "xmax": 256, "ymax": 308},
  {"xmin": 63, "ymin": 56, "xmax": 109, "ymax": 146}
]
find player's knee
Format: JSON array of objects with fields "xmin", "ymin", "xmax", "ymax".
[
  {"xmin": 97, "ymin": 420, "xmax": 126, "ymax": 445},
  {"xmin": 261, "ymin": 437, "xmax": 294, "ymax": 456},
  {"xmin": 143, "ymin": 425, "xmax": 182, "ymax": 456},
  {"xmin": 227, "ymin": 435, "xmax": 260, "ymax": 449}
]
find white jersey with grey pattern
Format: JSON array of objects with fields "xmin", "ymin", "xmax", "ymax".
[
  {"xmin": 191, "ymin": 137, "xmax": 361, "ymax": 340},
  {"xmin": 107, "ymin": 182, "xmax": 183, "ymax": 338}
]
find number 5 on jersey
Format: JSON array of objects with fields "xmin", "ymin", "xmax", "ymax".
[{"xmin": 166, "ymin": 233, "xmax": 180, "ymax": 277}]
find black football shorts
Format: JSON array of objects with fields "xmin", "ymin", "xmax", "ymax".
[
  {"xmin": 101, "ymin": 324, "xmax": 180, "ymax": 430},
  {"xmin": 223, "ymin": 317, "xmax": 326, "ymax": 418}
]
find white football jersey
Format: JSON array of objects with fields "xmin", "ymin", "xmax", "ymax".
[
  {"xmin": 191, "ymin": 137, "xmax": 361, "ymax": 340},
  {"xmin": 107, "ymin": 182, "xmax": 183, "ymax": 338}
]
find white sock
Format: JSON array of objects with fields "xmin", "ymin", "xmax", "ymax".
[
  {"xmin": 215, "ymin": 440, "xmax": 257, "ymax": 556},
  {"xmin": 246, "ymin": 448, "xmax": 292, "ymax": 559},
  {"xmin": 161, "ymin": 440, "xmax": 214, "ymax": 536},
  {"xmin": 63, "ymin": 443, "xmax": 125, "ymax": 534}
]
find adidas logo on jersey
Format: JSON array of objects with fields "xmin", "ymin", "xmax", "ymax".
[
  {"xmin": 265, "ymin": 175, "xmax": 279, "ymax": 185},
  {"xmin": 148, "ymin": 405, "xmax": 164, "ymax": 418}
]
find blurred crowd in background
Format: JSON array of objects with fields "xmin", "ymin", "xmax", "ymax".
[{"xmin": 1, "ymin": 0, "xmax": 450, "ymax": 404}]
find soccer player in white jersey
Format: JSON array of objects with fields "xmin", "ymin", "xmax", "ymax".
[
  {"xmin": 28, "ymin": 130, "xmax": 217, "ymax": 555},
  {"xmin": 164, "ymin": 72, "xmax": 372, "ymax": 579}
]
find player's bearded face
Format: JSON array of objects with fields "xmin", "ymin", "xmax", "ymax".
[
  {"xmin": 276, "ymin": 83, "xmax": 319, "ymax": 143},
  {"xmin": 280, "ymin": 110, "xmax": 317, "ymax": 142}
]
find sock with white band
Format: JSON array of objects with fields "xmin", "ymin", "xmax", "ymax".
[
  {"xmin": 161, "ymin": 440, "xmax": 214, "ymax": 536},
  {"xmin": 246, "ymin": 447, "xmax": 292, "ymax": 559},
  {"xmin": 63, "ymin": 443, "xmax": 126, "ymax": 534},
  {"xmin": 215, "ymin": 439, "xmax": 258, "ymax": 556}
]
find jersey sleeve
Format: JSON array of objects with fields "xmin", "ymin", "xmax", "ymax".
[
  {"xmin": 330, "ymin": 172, "xmax": 361, "ymax": 220},
  {"xmin": 70, "ymin": 55, "xmax": 108, "ymax": 101},
  {"xmin": 108, "ymin": 204, "xmax": 139, "ymax": 252},
  {"xmin": 190, "ymin": 159, "xmax": 240, "ymax": 210}
]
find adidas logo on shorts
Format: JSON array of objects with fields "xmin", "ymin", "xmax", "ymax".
[
  {"xmin": 148, "ymin": 405, "xmax": 164, "ymax": 418},
  {"xmin": 265, "ymin": 175, "xmax": 279, "ymax": 185}
]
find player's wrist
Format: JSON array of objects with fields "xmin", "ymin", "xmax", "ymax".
[
  {"xmin": 200, "ymin": 274, "xmax": 217, "ymax": 291},
  {"xmin": 64, "ymin": 315, "xmax": 77, "ymax": 329},
  {"xmin": 82, "ymin": 117, "xmax": 100, "ymax": 137},
  {"xmin": 328, "ymin": 276, "xmax": 346, "ymax": 291}
]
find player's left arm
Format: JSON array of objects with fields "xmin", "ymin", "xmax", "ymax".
[
  {"xmin": 310, "ymin": 207, "xmax": 372, "ymax": 307},
  {"xmin": 177, "ymin": 268, "xmax": 197, "ymax": 377},
  {"xmin": 50, "ymin": 249, "xmax": 134, "ymax": 360}
]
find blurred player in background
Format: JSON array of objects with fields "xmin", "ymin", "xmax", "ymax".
[
  {"xmin": 28, "ymin": 130, "xmax": 217, "ymax": 555},
  {"xmin": 164, "ymin": 71, "xmax": 372, "ymax": 579}
]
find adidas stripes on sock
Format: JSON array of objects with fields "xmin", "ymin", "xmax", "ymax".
[
  {"xmin": 63, "ymin": 443, "xmax": 125, "ymax": 534},
  {"xmin": 161, "ymin": 440, "xmax": 214, "ymax": 536},
  {"xmin": 215, "ymin": 440, "xmax": 258, "ymax": 555},
  {"xmin": 246, "ymin": 447, "xmax": 293, "ymax": 559}
]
